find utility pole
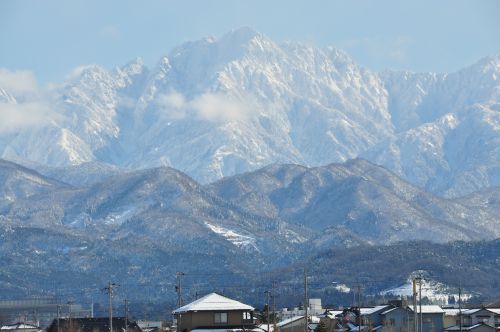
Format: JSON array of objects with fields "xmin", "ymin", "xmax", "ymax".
[
  {"xmin": 104, "ymin": 281, "xmax": 117, "ymax": 332},
  {"xmin": 265, "ymin": 290, "xmax": 270, "ymax": 332},
  {"xmin": 67, "ymin": 301, "xmax": 73, "ymax": 332},
  {"xmin": 57, "ymin": 305, "xmax": 60, "ymax": 332},
  {"xmin": 272, "ymin": 282, "xmax": 277, "ymax": 332},
  {"xmin": 418, "ymin": 276, "xmax": 423, "ymax": 332},
  {"xmin": 176, "ymin": 272, "xmax": 185, "ymax": 307},
  {"xmin": 458, "ymin": 283, "xmax": 462, "ymax": 332},
  {"xmin": 304, "ymin": 269, "xmax": 308, "ymax": 332},
  {"xmin": 357, "ymin": 285, "xmax": 361, "ymax": 332},
  {"xmin": 413, "ymin": 278, "xmax": 418, "ymax": 332},
  {"xmin": 125, "ymin": 299, "xmax": 129, "ymax": 332},
  {"xmin": 175, "ymin": 272, "xmax": 185, "ymax": 332}
]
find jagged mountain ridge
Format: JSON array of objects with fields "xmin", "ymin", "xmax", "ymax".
[{"xmin": 1, "ymin": 28, "xmax": 498, "ymax": 196}]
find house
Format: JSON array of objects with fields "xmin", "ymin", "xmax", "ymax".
[
  {"xmin": 359, "ymin": 306, "xmax": 392, "ymax": 329},
  {"xmin": 45, "ymin": 317, "xmax": 142, "ymax": 332},
  {"xmin": 461, "ymin": 308, "xmax": 500, "ymax": 328},
  {"xmin": 379, "ymin": 304, "xmax": 446, "ymax": 332},
  {"xmin": 171, "ymin": 293, "xmax": 255, "ymax": 332}
]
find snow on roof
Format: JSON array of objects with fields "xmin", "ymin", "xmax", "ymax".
[
  {"xmin": 360, "ymin": 305, "xmax": 391, "ymax": 315},
  {"xmin": 276, "ymin": 316, "xmax": 304, "ymax": 327},
  {"xmin": 462, "ymin": 308, "xmax": 500, "ymax": 315},
  {"xmin": 1, "ymin": 324, "xmax": 38, "ymax": 330},
  {"xmin": 257, "ymin": 324, "xmax": 274, "ymax": 332},
  {"xmin": 172, "ymin": 293, "xmax": 254, "ymax": 314},
  {"xmin": 442, "ymin": 308, "xmax": 461, "ymax": 316},
  {"xmin": 408, "ymin": 305, "xmax": 444, "ymax": 314},
  {"xmin": 444, "ymin": 323, "xmax": 494, "ymax": 331},
  {"xmin": 462, "ymin": 308, "xmax": 480, "ymax": 315},
  {"xmin": 381, "ymin": 307, "xmax": 401, "ymax": 315},
  {"xmin": 326, "ymin": 310, "xmax": 343, "ymax": 319}
]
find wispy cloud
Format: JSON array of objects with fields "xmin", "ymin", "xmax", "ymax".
[
  {"xmin": 0, "ymin": 68, "xmax": 60, "ymax": 133},
  {"xmin": 0, "ymin": 68, "xmax": 39, "ymax": 97},
  {"xmin": 157, "ymin": 91, "xmax": 254, "ymax": 122},
  {"xmin": 0, "ymin": 101, "xmax": 54, "ymax": 133}
]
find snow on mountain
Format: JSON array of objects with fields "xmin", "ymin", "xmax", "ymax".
[
  {"xmin": 380, "ymin": 271, "xmax": 472, "ymax": 304},
  {"xmin": 369, "ymin": 55, "xmax": 500, "ymax": 196},
  {"xmin": 1, "ymin": 158, "xmax": 500, "ymax": 302},
  {"xmin": 0, "ymin": 159, "xmax": 69, "ymax": 207},
  {"xmin": 207, "ymin": 159, "xmax": 500, "ymax": 245},
  {"xmin": 0, "ymin": 28, "xmax": 498, "ymax": 196},
  {"xmin": 204, "ymin": 221, "xmax": 258, "ymax": 251}
]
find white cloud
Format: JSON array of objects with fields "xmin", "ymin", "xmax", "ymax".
[
  {"xmin": 156, "ymin": 91, "xmax": 189, "ymax": 120},
  {"xmin": 0, "ymin": 101, "xmax": 55, "ymax": 133},
  {"xmin": 157, "ymin": 91, "xmax": 254, "ymax": 122},
  {"xmin": 0, "ymin": 68, "xmax": 39, "ymax": 96},
  {"xmin": 192, "ymin": 93, "xmax": 252, "ymax": 122}
]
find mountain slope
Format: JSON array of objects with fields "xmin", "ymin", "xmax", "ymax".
[{"xmin": 207, "ymin": 159, "xmax": 500, "ymax": 245}]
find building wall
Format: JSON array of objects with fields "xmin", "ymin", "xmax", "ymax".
[
  {"xmin": 443, "ymin": 314, "xmax": 460, "ymax": 329},
  {"xmin": 177, "ymin": 310, "xmax": 251, "ymax": 332},
  {"xmin": 414, "ymin": 313, "xmax": 443, "ymax": 332},
  {"xmin": 382, "ymin": 308, "xmax": 413, "ymax": 332}
]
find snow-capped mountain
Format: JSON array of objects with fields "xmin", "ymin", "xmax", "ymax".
[{"xmin": 0, "ymin": 28, "xmax": 498, "ymax": 196}]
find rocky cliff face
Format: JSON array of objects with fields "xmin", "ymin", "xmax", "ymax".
[{"xmin": 1, "ymin": 28, "xmax": 498, "ymax": 196}]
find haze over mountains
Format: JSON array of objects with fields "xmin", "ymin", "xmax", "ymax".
[{"xmin": 1, "ymin": 27, "xmax": 498, "ymax": 198}]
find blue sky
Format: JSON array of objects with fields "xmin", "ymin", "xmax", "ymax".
[{"xmin": 1, "ymin": 0, "xmax": 499, "ymax": 83}]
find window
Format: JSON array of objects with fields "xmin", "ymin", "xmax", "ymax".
[
  {"xmin": 215, "ymin": 312, "xmax": 228, "ymax": 324},
  {"xmin": 243, "ymin": 312, "xmax": 252, "ymax": 323}
]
